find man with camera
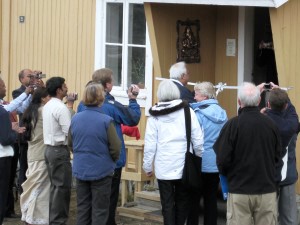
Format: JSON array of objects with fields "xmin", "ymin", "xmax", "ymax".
[
  {"xmin": 43, "ymin": 76, "xmax": 76, "ymax": 225},
  {"xmin": 261, "ymin": 82, "xmax": 299, "ymax": 225}
]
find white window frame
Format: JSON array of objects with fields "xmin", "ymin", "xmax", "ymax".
[{"xmin": 95, "ymin": 0, "xmax": 153, "ymax": 110}]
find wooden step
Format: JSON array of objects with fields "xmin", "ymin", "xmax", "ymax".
[
  {"xmin": 117, "ymin": 205, "xmax": 163, "ymax": 223},
  {"xmin": 135, "ymin": 190, "xmax": 161, "ymax": 208}
]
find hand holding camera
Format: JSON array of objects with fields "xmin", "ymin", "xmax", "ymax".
[
  {"xmin": 127, "ymin": 84, "xmax": 139, "ymax": 99},
  {"xmin": 29, "ymin": 71, "xmax": 46, "ymax": 89},
  {"xmin": 66, "ymin": 92, "xmax": 78, "ymax": 102}
]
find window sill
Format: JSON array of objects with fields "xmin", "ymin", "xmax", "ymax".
[{"xmin": 110, "ymin": 89, "xmax": 147, "ymax": 107}]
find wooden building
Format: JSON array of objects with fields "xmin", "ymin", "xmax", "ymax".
[{"xmin": 1, "ymin": 0, "xmax": 300, "ymax": 191}]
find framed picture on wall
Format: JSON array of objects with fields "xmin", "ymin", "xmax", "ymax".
[{"xmin": 176, "ymin": 19, "xmax": 200, "ymax": 63}]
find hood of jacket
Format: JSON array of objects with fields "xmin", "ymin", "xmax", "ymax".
[
  {"xmin": 190, "ymin": 99, "xmax": 227, "ymax": 124},
  {"xmin": 149, "ymin": 99, "xmax": 187, "ymax": 122}
]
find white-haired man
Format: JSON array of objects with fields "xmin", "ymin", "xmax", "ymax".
[
  {"xmin": 169, "ymin": 61, "xmax": 195, "ymax": 103},
  {"xmin": 213, "ymin": 82, "xmax": 281, "ymax": 225}
]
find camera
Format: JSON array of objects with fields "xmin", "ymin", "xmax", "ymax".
[
  {"xmin": 30, "ymin": 72, "xmax": 46, "ymax": 80},
  {"xmin": 264, "ymin": 83, "xmax": 271, "ymax": 90},
  {"xmin": 129, "ymin": 84, "xmax": 139, "ymax": 96},
  {"xmin": 74, "ymin": 93, "xmax": 78, "ymax": 100}
]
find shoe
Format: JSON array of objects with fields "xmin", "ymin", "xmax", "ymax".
[{"xmin": 5, "ymin": 213, "xmax": 21, "ymax": 218}]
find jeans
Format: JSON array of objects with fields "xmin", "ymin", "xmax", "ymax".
[
  {"xmin": 158, "ymin": 179, "xmax": 190, "ymax": 225},
  {"xmin": 45, "ymin": 145, "xmax": 72, "ymax": 225},
  {"xmin": 278, "ymin": 183, "xmax": 297, "ymax": 225},
  {"xmin": 76, "ymin": 176, "xmax": 112, "ymax": 225},
  {"xmin": 106, "ymin": 167, "xmax": 122, "ymax": 225}
]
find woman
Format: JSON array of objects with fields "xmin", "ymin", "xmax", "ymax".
[
  {"xmin": 143, "ymin": 80, "xmax": 204, "ymax": 225},
  {"xmin": 20, "ymin": 87, "xmax": 51, "ymax": 225},
  {"xmin": 68, "ymin": 82, "xmax": 121, "ymax": 225},
  {"xmin": 189, "ymin": 82, "xmax": 227, "ymax": 225}
]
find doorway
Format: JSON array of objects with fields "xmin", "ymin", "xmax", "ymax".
[{"xmin": 252, "ymin": 7, "xmax": 279, "ymax": 86}]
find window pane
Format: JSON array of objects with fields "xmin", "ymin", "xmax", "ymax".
[
  {"xmin": 128, "ymin": 4, "xmax": 146, "ymax": 45},
  {"xmin": 106, "ymin": 3, "xmax": 123, "ymax": 43},
  {"xmin": 127, "ymin": 47, "xmax": 145, "ymax": 87},
  {"xmin": 106, "ymin": 45, "xmax": 123, "ymax": 86}
]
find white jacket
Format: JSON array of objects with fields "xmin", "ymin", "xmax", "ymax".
[{"xmin": 143, "ymin": 100, "xmax": 204, "ymax": 180}]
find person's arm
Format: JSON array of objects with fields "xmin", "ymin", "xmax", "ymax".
[
  {"xmin": 107, "ymin": 121, "xmax": 121, "ymax": 162},
  {"xmin": 16, "ymin": 94, "xmax": 32, "ymax": 113},
  {"xmin": 67, "ymin": 127, "xmax": 73, "ymax": 152},
  {"xmin": 57, "ymin": 105, "xmax": 72, "ymax": 136},
  {"xmin": 0, "ymin": 109, "xmax": 17, "ymax": 146},
  {"xmin": 143, "ymin": 117, "xmax": 157, "ymax": 176},
  {"xmin": 112, "ymin": 100, "xmax": 141, "ymax": 126},
  {"xmin": 190, "ymin": 109, "xmax": 204, "ymax": 157},
  {"xmin": 213, "ymin": 119, "xmax": 235, "ymax": 175},
  {"xmin": 3, "ymin": 92, "xmax": 30, "ymax": 112}
]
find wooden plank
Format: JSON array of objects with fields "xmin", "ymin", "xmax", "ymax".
[{"xmin": 135, "ymin": 191, "xmax": 160, "ymax": 202}]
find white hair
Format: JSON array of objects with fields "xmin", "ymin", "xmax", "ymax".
[
  {"xmin": 157, "ymin": 80, "xmax": 180, "ymax": 102},
  {"xmin": 238, "ymin": 82, "xmax": 261, "ymax": 107},
  {"xmin": 169, "ymin": 62, "xmax": 187, "ymax": 80},
  {"xmin": 194, "ymin": 82, "xmax": 216, "ymax": 99}
]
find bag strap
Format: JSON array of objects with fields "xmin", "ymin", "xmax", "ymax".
[{"xmin": 183, "ymin": 104, "xmax": 192, "ymax": 154}]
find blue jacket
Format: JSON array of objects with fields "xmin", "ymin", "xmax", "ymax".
[
  {"xmin": 190, "ymin": 99, "xmax": 227, "ymax": 172},
  {"xmin": 266, "ymin": 102, "xmax": 299, "ymax": 185},
  {"xmin": 71, "ymin": 107, "xmax": 117, "ymax": 180},
  {"xmin": 77, "ymin": 93, "xmax": 141, "ymax": 168}
]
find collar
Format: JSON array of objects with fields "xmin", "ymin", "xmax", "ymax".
[
  {"xmin": 171, "ymin": 79, "xmax": 184, "ymax": 86},
  {"xmin": 149, "ymin": 100, "xmax": 187, "ymax": 116}
]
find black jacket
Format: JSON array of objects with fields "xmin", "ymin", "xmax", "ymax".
[
  {"xmin": 213, "ymin": 107, "xmax": 282, "ymax": 194},
  {"xmin": 172, "ymin": 81, "xmax": 195, "ymax": 103},
  {"xmin": 0, "ymin": 106, "xmax": 16, "ymax": 146},
  {"xmin": 266, "ymin": 102, "xmax": 299, "ymax": 186}
]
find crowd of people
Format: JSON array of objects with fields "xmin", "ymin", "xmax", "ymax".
[{"xmin": 0, "ymin": 61, "xmax": 299, "ymax": 225}]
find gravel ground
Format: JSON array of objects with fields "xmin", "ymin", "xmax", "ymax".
[
  {"xmin": 3, "ymin": 188, "xmax": 226, "ymax": 225},
  {"xmin": 3, "ymin": 188, "xmax": 163, "ymax": 225}
]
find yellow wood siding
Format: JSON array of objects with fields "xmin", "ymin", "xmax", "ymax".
[
  {"xmin": 145, "ymin": 3, "xmax": 238, "ymax": 118},
  {"xmin": 215, "ymin": 7, "xmax": 238, "ymax": 119},
  {"xmin": 270, "ymin": 0, "xmax": 300, "ymax": 193},
  {"xmin": 2, "ymin": 0, "xmax": 96, "ymax": 104}
]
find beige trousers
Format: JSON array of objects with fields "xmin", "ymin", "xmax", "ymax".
[{"xmin": 227, "ymin": 192, "xmax": 277, "ymax": 225}]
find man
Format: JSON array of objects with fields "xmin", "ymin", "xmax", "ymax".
[
  {"xmin": 12, "ymin": 69, "xmax": 33, "ymax": 195},
  {"xmin": 77, "ymin": 68, "xmax": 141, "ymax": 225},
  {"xmin": 169, "ymin": 61, "xmax": 195, "ymax": 103},
  {"xmin": 263, "ymin": 85, "xmax": 298, "ymax": 225},
  {"xmin": 43, "ymin": 77, "xmax": 73, "ymax": 225},
  {"xmin": 213, "ymin": 82, "xmax": 281, "ymax": 225},
  {"xmin": 0, "ymin": 76, "xmax": 25, "ymax": 224}
]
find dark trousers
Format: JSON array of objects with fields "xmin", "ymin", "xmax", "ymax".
[
  {"xmin": 106, "ymin": 167, "xmax": 122, "ymax": 225},
  {"xmin": 45, "ymin": 145, "xmax": 72, "ymax": 225},
  {"xmin": 0, "ymin": 157, "xmax": 12, "ymax": 224},
  {"xmin": 18, "ymin": 142, "xmax": 28, "ymax": 193},
  {"xmin": 187, "ymin": 172, "xmax": 219, "ymax": 225},
  {"xmin": 5, "ymin": 143, "xmax": 19, "ymax": 216},
  {"xmin": 157, "ymin": 179, "xmax": 190, "ymax": 225},
  {"xmin": 76, "ymin": 176, "xmax": 112, "ymax": 225}
]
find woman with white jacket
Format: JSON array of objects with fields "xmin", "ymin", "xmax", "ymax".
[{"xmin": 143, "ymin": 80, "xmax": 204, "ymax": 225}]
